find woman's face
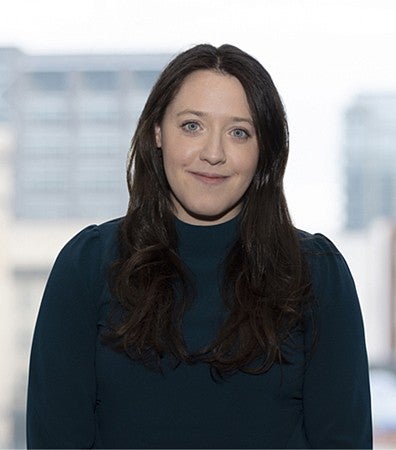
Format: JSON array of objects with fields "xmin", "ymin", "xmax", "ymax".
[{"xmin": 155, "ymin": 69, "xmax": 259, "ymax": 225}]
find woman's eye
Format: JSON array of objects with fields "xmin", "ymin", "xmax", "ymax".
[
  {"xmin": 231, "ymin": 128, "xmax": 250, "ymax": 139},
  {"xmin": 182, "ymin": 122, "xmax": 200, "ymax": 133}
]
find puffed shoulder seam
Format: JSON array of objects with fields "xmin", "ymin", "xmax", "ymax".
[
  {"xmin": 297, "ymin": 230, "xmax": 342, "ymax": 257},
  {"xmin": 63, "ymin": 224, "xmax": 104, "ymax": 316}
]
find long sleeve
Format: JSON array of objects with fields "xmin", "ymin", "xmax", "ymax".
[
  {"xmin": 27, "ymin": 225, "xmax": 102, "ymax": 449},
  {"xmin": 302, "ymin": 234, "xmax": 372, "ymax": 448}
]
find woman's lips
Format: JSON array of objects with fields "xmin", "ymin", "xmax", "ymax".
[{"xmin": 190, "ymin": 171, "xmax": 229, "ymax": 185}]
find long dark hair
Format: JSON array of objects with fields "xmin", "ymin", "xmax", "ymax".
[{"xmin": 102, "ymin": 44, "xmax": 312, "ymax": 377}]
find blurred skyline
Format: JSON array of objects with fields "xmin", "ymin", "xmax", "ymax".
[{"xmin": 1, "ymin": 0, "xmax": 396, "ymax": 234}]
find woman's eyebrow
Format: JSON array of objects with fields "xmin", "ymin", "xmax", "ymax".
[
  {"xmin": 176, "ymin": 109, "xmax": 253, "ymax": 126},
  {"xmin": 230, "ymin": 116, "xmax": 254, "ymax": 126},
  {"xmin": 176, "ymin": 109, "xmax": 206, "ymax": 117}
]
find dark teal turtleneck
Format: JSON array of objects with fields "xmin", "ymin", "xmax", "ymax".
[
  {"xmin": 27, "ymin": 216, "xmax": 372, "ymax": 449},
  {"xmin": 175, "ymin": 216, "xmax": 237, "ymax": 353}
]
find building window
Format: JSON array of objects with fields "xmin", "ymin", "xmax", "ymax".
[
  {"xmin": 21, "ymin": 128, "xmax": 69, "ymax": 157},
  {"xmin": 74, "ymin": 160, "xmax": 123, "ymax": 192},
  {"xmin": 19, "ymin": 164, "xmax": 69, "ymax": 192},
  {"xmin": 78, "ymin": 128, "xmax": 121, "ymax": 155},
  {"xmin": 82, "ymin": 71, "xmax": 118, "ymax": 91},
  {"xmin": 29, "ymin": 72, "xmax": 68, "ymax": 91},
  {"xmin": 23, "ymin": 96, "xmax": 69, "ymax": 123},
  {"xmin": 78, "ymin": 95, "xmax": 119, "ymax": 123},
  {"xmin": 133, "ymin": 71, "xmax": 158, "ymax": 90}
]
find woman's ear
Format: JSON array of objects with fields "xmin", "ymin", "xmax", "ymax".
[{"xmin": 155, "ymin": 124, "xmax": 162, "ymax": 148}]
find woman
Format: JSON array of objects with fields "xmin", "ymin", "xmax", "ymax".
[{"xmin": 27, "ymin": 44, "xmax": 372, "ymax": 449}]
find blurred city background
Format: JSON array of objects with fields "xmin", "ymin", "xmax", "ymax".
[{"xmin": 0, "ymin": 0, "xmax": 396, "ymax": 448}]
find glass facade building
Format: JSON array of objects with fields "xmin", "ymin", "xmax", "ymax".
[
  {"xmin": 344, "ymin": 93, "xmax": 396, "ymax": 230},
  {"xmin": 0, "ymin": 48, "xmax": 171, "ymax": 220}
]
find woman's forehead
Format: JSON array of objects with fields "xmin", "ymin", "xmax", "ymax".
[{"xmin": 165, "ymin": 69, "xmax": 252, "ymax": 119}]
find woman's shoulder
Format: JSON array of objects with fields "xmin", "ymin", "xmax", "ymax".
[
  {"xmin": 94, "ymin": 216, "xmax": 124, "ymax": 256},
  {"xmin": 296, "ymin": 229, "xmax": 341, "ymax": 257},
  {"xmin": 53, "ymin": 217, "xmax": 123, "ymax": 281},
  {"xmin": 295, "ymin": 228, "xmax": 348, "ymax": 277},
  {"xmin": 295, "ymin": 229, "xmax": 359, "ymax": 310},
  {"xmin": 63, "ymin": 216, "xmax": 122, "ymax": 254}
]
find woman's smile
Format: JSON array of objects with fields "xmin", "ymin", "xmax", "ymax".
[{"xmin": 189, "ymin": 171, "xmax": 230, "ymax": 185}]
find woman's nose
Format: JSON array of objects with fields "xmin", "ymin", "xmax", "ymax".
[{"xmin": 199, "ymin": 132, "xmax": 226, "ymax": 165}]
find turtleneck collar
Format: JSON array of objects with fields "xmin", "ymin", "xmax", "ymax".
[{"xmin": 175, "ymin": 215, "xmax": 239, "ymax": 260}]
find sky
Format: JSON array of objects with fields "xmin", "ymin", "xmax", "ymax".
[{"xmin": 1, "ymin": 0, "xmax": 396, "ymax": 235}]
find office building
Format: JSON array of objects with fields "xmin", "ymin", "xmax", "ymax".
[
  {"xmin": 0, "ymin": 47, "xmax": 171, "ymax": 220},
  {"xmin": 344, "ymin": 93, "xmax": 396, "ymax": 230}
]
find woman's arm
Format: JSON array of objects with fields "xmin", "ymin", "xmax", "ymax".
[
  {"xmin": 27, "ymin": 226, "xmax": 101, "ymax": 449},
  {"xmin": 302, "ymin": 234, "xmax": 372, "ymax": 449}
]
